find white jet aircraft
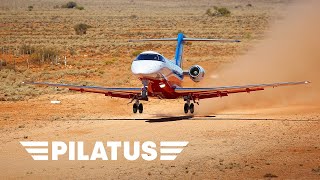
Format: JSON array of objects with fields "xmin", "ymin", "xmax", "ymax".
[{"xmin": 25, "ymin": 33, "xmax": 310, "ymax": 114}]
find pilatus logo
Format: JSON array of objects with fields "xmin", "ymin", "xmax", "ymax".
[{"xmin": 20, "ymin": 141, "xmax": 188, "ymax": 161}]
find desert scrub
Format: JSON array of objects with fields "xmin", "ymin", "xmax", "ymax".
[
  {"xmin": 0, "ymin": 69, "xmax": 68, "ymax": 101},
  {"xmin": 61, "ymin": 1, "xmax": 77, "ymax": 8},
  {"xmin": 74, "ymin": 23, "xmax": 92, "ymax": 35},
  {"xmin": 132, "ymin": 50, "xmax": 142, "ymax": 57},
  {"xmin": 61, "ymin": 1, "xmax": 85, "ymax": 10},
  {"xmin": 19, "ymin": 45, "xmax": 60, "ymax": 64},
  {"xmin": 20, "ymin": 44, "xmax": 35, "ymax": 55},
  {"xmin": 28, "ymin": 5, "xmax": 33, "ymax": 11},
  {"xmin": 0, "ymin": 69, "xmax": 40, "ymax": 101},
  {"xmin": 76, "ymin": 6, "xmax": 84, "ymax": 10},
  {"xmin": 206, "ymin": 6, "xmax": 231, "ymax": 17}
]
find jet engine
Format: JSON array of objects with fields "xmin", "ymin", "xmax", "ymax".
[{"xmin": 189, "ymin": 65, "xmax": 205, "ymax": 82}]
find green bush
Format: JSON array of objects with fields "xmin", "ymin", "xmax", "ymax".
[{"xmin": 74, "ymin": 23, "xmax": 92, "ymax": 35}]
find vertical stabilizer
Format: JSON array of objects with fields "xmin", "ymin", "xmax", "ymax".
[{"xmin": 174, "ymin": 33, "xmax": 185, "ymax": 67}]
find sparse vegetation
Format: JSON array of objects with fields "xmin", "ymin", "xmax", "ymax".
[
  {"xmin": 20, "ymin": 45, "xmax": 35, "ymax": 55},
  {"xmin": 28, "ymin": 5, "xmax": 33, "ymax": 11},
  {"xmin": 74, "ymin": 23, "xmax": 92, "ymax": 35},
  {"xmin": 206, "ymin": 6, "xmax": 231, "ymax": 17},
  {"xmin": 76, "ymin": 6, "xmax": 84, "ymax": 10},
  {"xmin": 62, "ymin": 1, "xmax": 77, "ymax": 9},
  {"xmin": 312, "ymin": 166, "xmax": 320, "ymax": 174},
  {"xmin": 0, "ymin": 60, "xmax": 7, "ymax": 67},
  {"xmin": 19, "ymin": 45, "xmax": 60, "ymax": 63},
  {"xmin": 61, "ymin": 1, "xmax": 84, "ymax": 10},
  {"xmin": 264, "ymin": 173, "xmax": 278, "ymax": 178},
  {"xmin": 29, "ymin": 47, "xmax": 60, "ymax": 63},
  {"xmin": 132, "ymin": 50, "xmax": 142, "ymax": 57},
  {"xmin": 130, "ymin": 14, "xmax": 138, "ymax": 18}
]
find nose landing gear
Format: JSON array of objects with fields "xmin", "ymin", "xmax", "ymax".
[{"xmin": 131, "ymin": 79, "xmax": 149, "ymax": 114}]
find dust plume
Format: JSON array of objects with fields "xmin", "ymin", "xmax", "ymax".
[{"xmin": 199, "ymin": 0, "xmax": 320, "ymax": 114}]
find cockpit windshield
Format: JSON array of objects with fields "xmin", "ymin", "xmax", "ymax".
[{"xmin": 135, "ymin": 54, "xmax": 164, "ymax": 62}]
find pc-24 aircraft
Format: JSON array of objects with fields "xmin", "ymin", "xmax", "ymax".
[{"xmin": 24, "ymin": 33, "xmax": 310, "ymax": 114}]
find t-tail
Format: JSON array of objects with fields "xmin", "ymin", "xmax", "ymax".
[{"xmin": 129, "ymin": 33, "xmax": 240, "ymax": 68}]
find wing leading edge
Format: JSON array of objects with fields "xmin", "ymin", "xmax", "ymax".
[
  {"xmin": 23, "ymin": 82, "xmax": 141, "ymax": 99},
  {"xmin": 174, "ymin": 81, "xmax": 310, "ymax": 100}
]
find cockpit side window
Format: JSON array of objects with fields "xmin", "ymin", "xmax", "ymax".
[{"xmin": 135, "ymin": 54, "xmax": 164, "ymax": 62}]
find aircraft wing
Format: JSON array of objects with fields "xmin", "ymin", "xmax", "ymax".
[
  {"xmin": 174, "ymin": 81, "xmax": 310, "ymax": 99},
  {"xmin": 23, "ymin": 82, "xmax": 141, "ymax": 99}
]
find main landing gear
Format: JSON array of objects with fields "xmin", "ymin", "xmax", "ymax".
[
  {"xmin": 183, "ymin": 96, "xmax": 197, "ymax": 114},
  {"xmin": 133, "ymin": 101, "xmax": 143, "ymax": 114},
  {"xmin": 184, "ymin": 103, "xmax": 194, "ymax": 114}
]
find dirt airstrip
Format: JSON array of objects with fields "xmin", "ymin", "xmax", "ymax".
[{"xmin": 0, "ymin": 93, "xmax": 319, "ymax": 179}]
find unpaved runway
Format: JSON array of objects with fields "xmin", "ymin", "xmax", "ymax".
[{"xmin": 0, "ymin": 94, "xmax": 319, "ymax": 179}]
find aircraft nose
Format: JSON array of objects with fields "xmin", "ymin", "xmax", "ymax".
[{"xmin": 131, "ymin": 61, "xmax": 163, "ymax": 77}]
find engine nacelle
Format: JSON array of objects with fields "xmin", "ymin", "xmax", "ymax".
[{"xmin": 189, "ymin": 65, "xmax": 205, "ymax": 82}]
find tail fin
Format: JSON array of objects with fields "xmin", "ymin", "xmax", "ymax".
[{"xmin": 129, "ymin": 33, "xmax": 240, "ymax": 67}]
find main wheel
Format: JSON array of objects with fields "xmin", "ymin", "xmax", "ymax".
[
  {"xmin": 184, "ymin": 103, "xmax": 189, "ymax": 114},
  {"xmin": 190, "ymin": 103, "xmax": 194, "ymax": 114},
  {"xmin": 133, "ymin": 103, "xmax": 138, "ymax": 113},
  {"xmin": 138, "ymin": 103, "xmax": 143, "ymax": 113}
]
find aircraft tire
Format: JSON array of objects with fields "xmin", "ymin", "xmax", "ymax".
[
  {"xmin": 138, "ymin": 103, "xmax": 143, "ymax": 113},
  {"xmin": 190, "ymin": 103, "xmax": 194, "ymax": 114},
  {"xmin": 133, "ymin": 103, "xmax": 138, "ymax": 113},
  {"xmin": 184, "ymin": 103, "xmax": 189, "ymax": 114}
]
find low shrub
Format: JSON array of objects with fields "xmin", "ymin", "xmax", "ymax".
[
  {"xmin": 206, "ymin": 6, "xmax": 231, "ymax": 17},
  {"xmin": 20, "ymin": 44, "xmax": 35, "ymax": 54},
  {"xmin": 28, "ymin": 5, "xmax": 33, "ymax": 11},
  {"xmin": 76, "ymin": 6, "xmax": 84, "ymax": 10},
  {"xmin": 74, "ymin": 23, "xmax": 92, "ymax": 35},
  {"xmin": 61, "ymin": 1, "xmax": 77, "ymax": 8}
]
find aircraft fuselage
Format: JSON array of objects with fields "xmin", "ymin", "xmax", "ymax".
[{"xmin": 131, "ymin": 51, "xmax": 184, "ymax": 99}]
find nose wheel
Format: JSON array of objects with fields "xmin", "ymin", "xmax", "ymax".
[{"xmin": 133, "ymin": 102, "xmax": 143, "ymax": 113}]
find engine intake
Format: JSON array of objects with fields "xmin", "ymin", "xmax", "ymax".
[{"xmin": 189, "ymin": 65, "xmax": 205, "ymax": 82}]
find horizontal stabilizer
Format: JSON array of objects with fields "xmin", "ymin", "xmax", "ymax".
[
  {"xmin": 183, "ymin": 38, "xmax": 240, "ymax": 42},
  {"xmin": 128, "ymin": 38, "xmax": 177, "ymax": 42}
]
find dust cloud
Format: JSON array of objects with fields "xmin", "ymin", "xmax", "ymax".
[{"xmin": 199, "ymin": 0, "xmax": 320, "ymax": 114}]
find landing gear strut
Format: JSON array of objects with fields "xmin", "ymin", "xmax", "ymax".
[{"xmin": 131, "ymin": 79, "xmax": 149, "ymax": 114}]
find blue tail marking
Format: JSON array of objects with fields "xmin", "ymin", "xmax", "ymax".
[{"xmin": 174, "ymin": 33, "xmax": 185, "ymax": 67}]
